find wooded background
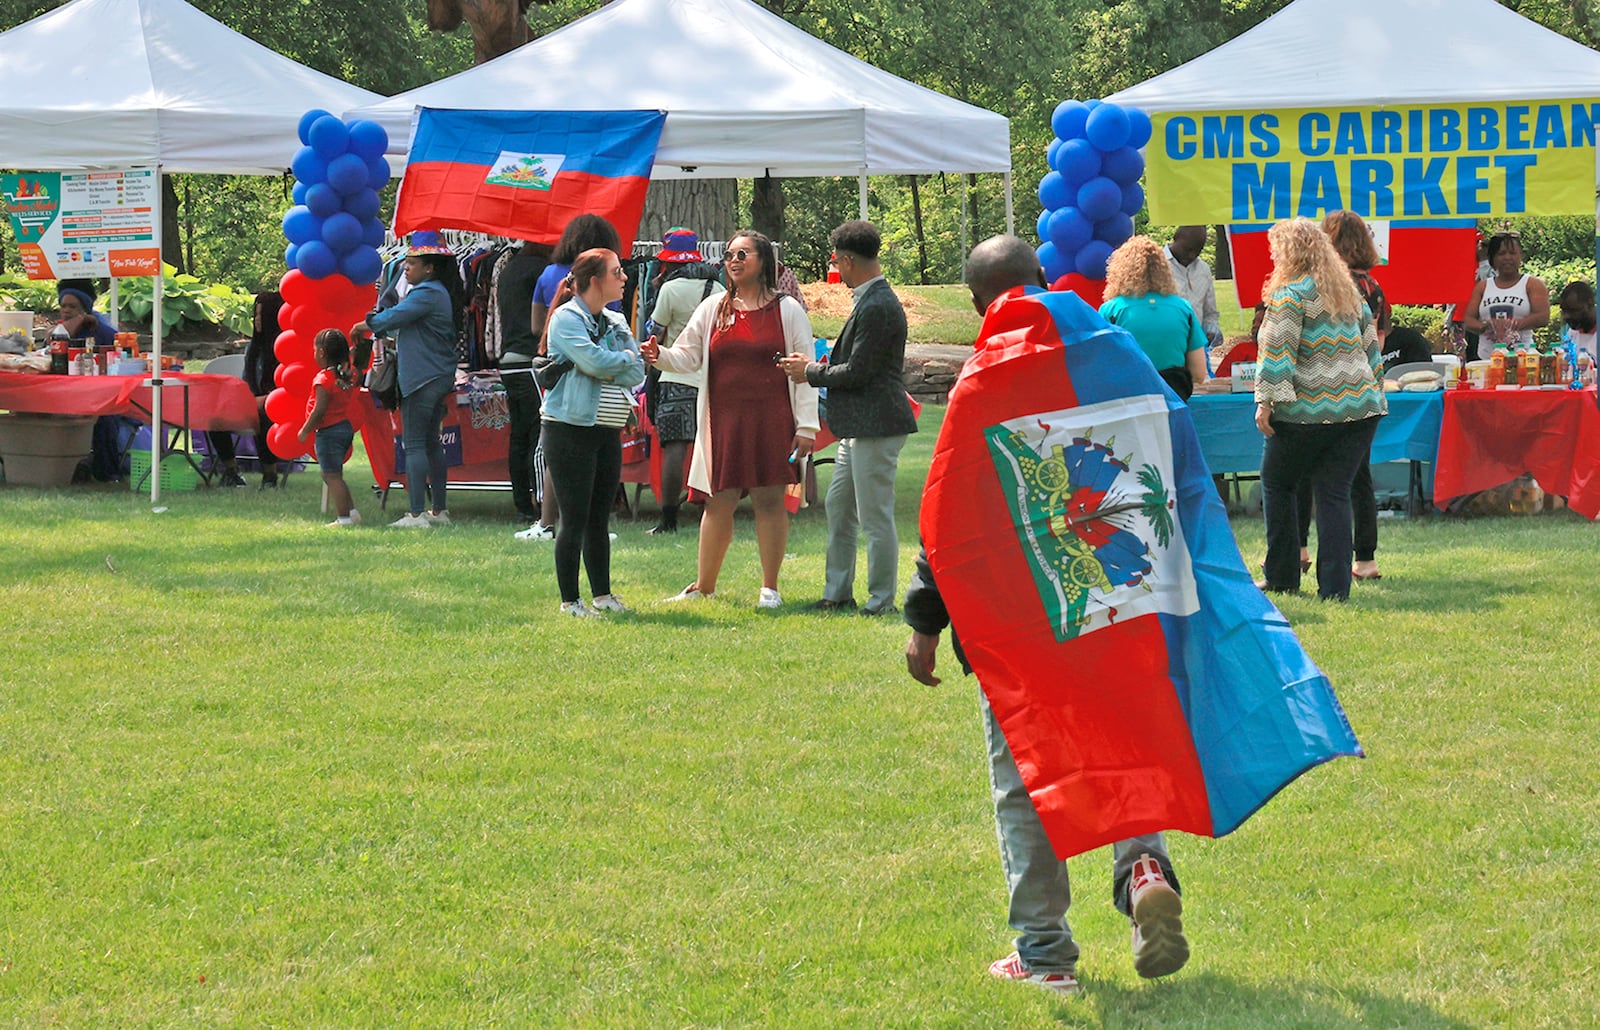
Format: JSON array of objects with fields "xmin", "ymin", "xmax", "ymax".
[{"xmin": 3, "ymin": 0, "xmax": 1598, "ymax": 290}]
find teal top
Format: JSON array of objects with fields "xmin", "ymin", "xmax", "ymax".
[{"xmin": 1098, "ymin": 292, "xmax": 1206, "ymax": 371}]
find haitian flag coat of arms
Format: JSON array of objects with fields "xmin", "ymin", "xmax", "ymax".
[{"xmin": 921, "ymin": 286, "xmax": 1362, "ymax": 859}]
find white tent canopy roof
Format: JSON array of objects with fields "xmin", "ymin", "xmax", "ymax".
[
  {"xmin": 352, "ymin": 0, "xmax": 1010, "ymax": 179},
  {"xmin": 1107, "ymin": 0, "xmax": 1600, "ymax": 111},
  {"xmin": 0, "ymin": 0, "xmax": 382, "ymax": 174}
]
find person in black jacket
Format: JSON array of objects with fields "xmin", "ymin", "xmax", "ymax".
[{"xmin": 780, "ymin": 221, "xmax": 916, "ymax": 616}]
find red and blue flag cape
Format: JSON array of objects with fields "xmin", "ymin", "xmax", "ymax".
[
  {"xmin": 392, "ymin": 109, "xmax": 667, "ymax": 252},
  {"xmin": 921, "ymin": 285, "xmax": 1363, "ymax": 859}
]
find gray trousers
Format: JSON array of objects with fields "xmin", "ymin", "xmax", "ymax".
[
  {"xmin": 822, "ymin": 433, "xmax": 907, "ymax": 612},
  {"xmin": 981, "ymin": 690, "xmax": 1176, "ymax": 974}
]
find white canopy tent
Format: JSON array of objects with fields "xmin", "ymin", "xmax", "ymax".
[
  {"xmin": 0, "ymin": 0, "xmax": 382, "ymax": 500},
  {"xmin": 351, "ymin": 0, "xmax": 1013, "ymax": 225}
]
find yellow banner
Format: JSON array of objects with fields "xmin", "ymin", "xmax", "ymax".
[{"xmin": 1145, "ymin": 100, "xmax": 1600, "ymax": 224}]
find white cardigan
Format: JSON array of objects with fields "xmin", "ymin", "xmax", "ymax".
[{"xmin": 651, "ymin": 293, "xmax": 820, "ymax": 496}]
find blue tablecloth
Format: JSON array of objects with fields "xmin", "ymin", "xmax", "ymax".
[{"xmin": 1189, "ymin": 391, "xmax": 1444, "ymax": 482}]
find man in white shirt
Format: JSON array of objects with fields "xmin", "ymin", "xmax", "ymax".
[{"xmin": 1165, "ymin": 225, "xmax": 1222, "ymax": 351}]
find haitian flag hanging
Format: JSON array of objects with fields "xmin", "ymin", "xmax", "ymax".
[
  {"xmin": 392, "ymin": 109, "xmax": 666, "ymax": 251},
  {"xmin": 921, "ymin": 286, "xmax": 1362, "ymax": 859}
]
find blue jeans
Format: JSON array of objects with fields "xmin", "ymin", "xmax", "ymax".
[
  {"xmin": 981, "ymin": 690, "xmax": 1176, "ymax": 974},
  {"xmin": 400, "ymin": 375, "xmax": 452, "ymax": 515},
  {"xmin": 314, "ymin": 419, "xmax": 354, "ymax": 473},
  {"xmin": 1261, "ymin": 417, "xmax": 1380, "ymax": 600},
  {"xmin": 822, "ymin": 434, "xmax": 907, "ymax": 612}
]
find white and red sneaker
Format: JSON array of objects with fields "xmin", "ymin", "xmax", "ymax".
[
  {"xmin": 987, "ymin": 952, "xmax": 1081, "ymax": 996},
  {"xmin": 1129, "ymin": 853, "xmax": 1189, "ymax": 979}
]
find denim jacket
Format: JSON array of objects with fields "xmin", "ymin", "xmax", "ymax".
[{"xmin": 542, "ymin": 298, "xmax": 645, "ymax": 426}]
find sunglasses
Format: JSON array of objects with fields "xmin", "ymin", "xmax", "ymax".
[{"xmin": 725, "ymin": 248, "xmax": 756, "ymax": 263}]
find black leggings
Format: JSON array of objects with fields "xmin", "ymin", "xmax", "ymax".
[{"xmin": 541, "ymin": 419, "xmax": 622, "ymax": 603}]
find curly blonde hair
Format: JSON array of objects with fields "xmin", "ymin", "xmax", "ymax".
[
  {"xmin": 1265, "ymin": 217, "xmax": 1363, "ymax": 320},
  {"xmin": 1102, "ymin": 236, "xmax": 1177, "ymax": 300}
]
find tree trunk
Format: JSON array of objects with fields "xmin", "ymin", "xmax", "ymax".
[
  {"xmin": 161, "ymin": 174, "xmax": 184, "ymax": 274},
  {"xmin": 751, "ymin": 174, "xmax": 786, "ymax": 242},
  {"xmin": 966, "ymin": 174, "xmax": 980, "ymax": 240},
  {"xmin": 636, "ymin": 179, "xmax": 738, "ymax": 254},
  {"xmin": 909, "ymin": 174, "xmax": 929, "ymax": 285},
  {"xmin": 1212, "ymin": 223, "xmax": 1232, "ymax": 280}
]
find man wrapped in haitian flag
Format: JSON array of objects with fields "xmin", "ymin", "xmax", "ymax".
[{"xmin": 904, "ymin": 234, "xmax": 1362, "ymax": 993}]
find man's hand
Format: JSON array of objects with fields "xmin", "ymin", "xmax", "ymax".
[
  {"xmin": 905, "ymin": 630, "xmax": 942, "ymax": 686},
  {"xmin": 777, "ymin": 353, "xmax": 810, "ymax": 384}
]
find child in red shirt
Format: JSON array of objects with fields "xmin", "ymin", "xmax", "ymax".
[{"xmin": 299, "ymin": 328, "xmax": 359, "ymax": 526}]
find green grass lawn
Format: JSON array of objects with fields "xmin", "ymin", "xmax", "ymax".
[{"xmin": 2, "ymin": 410, "xmax": 1597, "ymax": 1026}]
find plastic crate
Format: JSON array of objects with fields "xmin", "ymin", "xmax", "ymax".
[{"xmin": 129, "ymin": 450, "xmax": 202, "ymax": 492}]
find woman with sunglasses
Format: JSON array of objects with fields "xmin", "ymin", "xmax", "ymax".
[
  {"xmin": 642, "ymin": 230, "xmax": 820, "ymax": 608},
  {"xmin": 541, "ymin": 248, "xmax": 646, "ymax": 616}
]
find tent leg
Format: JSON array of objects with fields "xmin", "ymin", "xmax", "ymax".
[
  {"xmin": 149, "ymin": 163, "xmax": 164, "ymax": 505},
  {"xmin": 1004, "ymin": 170, "xmax": 1014, "ymax": 235},
  {"xmin": 960, "ymin": 185, "xmax": 969, "ymax": 283},
  {"xmin": 858, "ymin": 172, "xmax": 868, "ymax": 220}
]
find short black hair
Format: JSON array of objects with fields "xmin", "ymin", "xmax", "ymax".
[{"xmin": 830, "ymin": 220, "xmax": 881, "ymax": 261}]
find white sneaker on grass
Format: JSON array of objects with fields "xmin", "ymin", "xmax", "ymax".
[
  {"xmin": 515, "ymin": 523, "xmax": 555, "ymax": 541},
  {"xmin": 389, "ymin": 513, "xmax": 431, "ymax": 529},
  {"xmin": 346, "ymin": 509, "xmax": 362, "ymax": 525},
  {"xmin": 757, "ymin": 587, "xmax": 783, "ymax": 609},
  {"xmin": 590, "ymin": 594, "xmax": 628, "ymax": 613},
  {"xmin": 424, "ymin": 510, "xmax": 451, "ymax": 525},
  {"xmin": 665, "ymin": 584, "xmax": 712, "ymax": 602},
  {"xmin": 560, "ymin": 600, "xmax": 596, "ymax": 617}
]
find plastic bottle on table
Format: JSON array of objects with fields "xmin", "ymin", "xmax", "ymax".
[{"xmin": 49, "ymin": 324, "xmax": 69, "ymax": 374}]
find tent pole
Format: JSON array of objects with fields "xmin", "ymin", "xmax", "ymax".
[
  {"xmin": 858, "ymin": 172, "xmax": 868, "ymax": 220},
  {"xmin": 960, "ymin": 185, "xmax": 969, "ymax": 284},
  {"xmin": 109, "ymin": 279, "xmax": 118, "ymax": 327},
  {"xmin": 1004, "ymin": 170, "xmax": 1014, "ymax": 235},
  {"xmin": 149, "ymin": 164, "xmax": 164, "ymax": 504}
]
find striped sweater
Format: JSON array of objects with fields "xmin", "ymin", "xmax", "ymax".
[{"xmin": 1255, "ymin": 275, "xmax": 1387, "ymax": 424}]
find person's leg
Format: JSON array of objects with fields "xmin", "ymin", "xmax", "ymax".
[
  {"xmin": 399, "ymin": 388, "xmax": 433, "ymax": 516},
  {"xmin": 1259, "ymin": 423, "xmax": 1319, "ymax": 590},
  {"xmin": 655, "ymin": 440, "xmax": 690, "ymax": 530},
  {"xmin": 581, "ymin": 428, "xmax": 623, "ymax": 598},
  {"xmin": 693, "ymin": 489, "xmax": 740, "ymax": 594},
  {"xmin": 853, "ymin": 434, "xmax": 907, "ymax": 613},
  {"xmin": 1351, "ymin": 449, "xmax": 1379, "ymax": 574},
  {"xmin": 1110, "ymin": 836, "xmax": 1180, "ymax": 916},
  {"xmin": 979, "ymin": 691, "xmax": 1078, "ymax": 974},
  {"xmin": 542, "ymin": 421, "xmax": 596, "ymax": 604},
  {"xmin": 1310, "ymin": 419, "xmax": 1378, "ymax": 601},
  {"xmin": 821, "ymin": 437, "xmax": 860, "ymax": 603},
  {"xmin": 538, "ymin": 438, "xmax": 562, "ymax": 529},
  {"xmin": 1114, "ymin": 837, "xmax": 1189, "ymax": 978},
  {"xmin": 503, "ymin": 370, "xmax": 540, "ymax": 518},
  {"xmin": 420, "ymin": 379, "xmax": 451, "ymax": 515},
  {"xmin": 1295, "ymin": 474, "xmax": 1313, "ymax": 566},
  {"xmin": 749, "ymin": 484, "xmax": 790, "ymax": 592},
  {"xmin": 256, "ymin": 402, "xmax": 281, "ymax": 486}
]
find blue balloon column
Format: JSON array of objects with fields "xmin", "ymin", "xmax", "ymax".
[{"xmin": 1037, "ymin": 99, "xmax": 1153, "ymax": 290}]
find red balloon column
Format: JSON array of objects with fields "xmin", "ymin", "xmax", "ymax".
[{"xmin": 267, "ymin": 109, "xmax": 391, "ymax": 459}]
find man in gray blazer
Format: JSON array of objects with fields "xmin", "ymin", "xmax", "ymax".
[{"xmin": 781, "ymin": 220, "xmax": 917, "ymax": 616}]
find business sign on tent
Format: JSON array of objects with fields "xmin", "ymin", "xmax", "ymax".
[
  {"xmin": 1145, "ymin": 99, "xmax": 1600, "ymax": 224},
  {"xmin": 1, "ymin": 167, "xmax": 160, "ymax": 280}
]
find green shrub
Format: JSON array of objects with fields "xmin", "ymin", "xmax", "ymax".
[
  {"xmin": 1391, "ymin": 303, "xmax": 1449, "ymax": 345},
  {"xmin": 0, "ymin": 273, "xmax": 61, "ymax": 313},
  {"xmin": 113, "ymin": 265, "xmax": 254, "ymax": 336}
]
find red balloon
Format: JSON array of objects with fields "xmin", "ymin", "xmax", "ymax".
[
  {"xmin": 281, "ymin": 361, "xmax": 315, "ymax": 396},
  {"xmin": 267, "ymin": 422, "xmax": 306, "ymax": 460},
  {"xmin": 264, "ymin": 387, "xmax": 299, "ymax": 424},
  {"xmin": 290, "ymin": 303, "xmax": 329, "ymax": 338},
  {"xmin": 274, "ymin": 329, "xmax": 306, "ymax": 365},
  {"xmin": 1052, "ymin": 272, "xmax": 1106, "ymax": 309},
  {"xmin": 273, "ymin": 363, "xmax": 289, "ymax": 388},
  {"xmin": 279, "ymin": 268, "xmax": 310, "ymax": 306}
]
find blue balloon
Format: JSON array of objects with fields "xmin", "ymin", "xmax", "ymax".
[
  {"xmin": 291, "ymin": 146, "xmax": 328, "ymax": 186},
  {"xmin": 305, "ymin": 182, "xmax": 341, "ymax": 219},
  {"xmin": 325, "ymin": 153, "xmax": 368, "ymax": 195},
  {"xmin": 1120, "ymin": 181, "xmax": 1146, "ymax": 216},
  {"xmin": 296, "ymin": 240, "xmax": 337, "ymax": 279},
  {"xmin": 1047, "ymin": 137, "xmax": 1063, "ymax": 167},
  {"xmin": 292, "ymin": 181, "xmax": 308, "ymax": 206},
  {"xmin": 284, "ymin": 242, "xmax": 299, "ymax": 269},
  {"xmin": 1038, "ymin": 241, "xmax": 1070, "ymax": 283},
  {"xmin": 1051, "ymin": 99, "xmax": 1090, "ymax": 141},
  {"xmin": 1085, "ymin": 99, "xmax": 1102, "ymax": 110},
  {"xmin": 1048, "ymin": 207, "xmax": 1094, "ymax": 253},
  {"xmin": 365, "ymin": 157, "xmax": 391, "ymax": 190},
  {"xmin": 1094, "ymin": 213, "xmax": 1135, "ymax": 248},
  {"xmin": 1038, "ymin": 171, "xmax": 1072, "ymax": 212},
  {"xmin": 321, "ymin": 212, "xmax": 364, "ymax": 254},
  {"xmin": 1075, "ymin": 239, "xmax": 1114, "ymax": 280},
  {"xmin": 1053, "ymin": 138, "xmax": 1102, "ymax": 186},
  {"xmin": 1075, "ymin": 176, "xmax": 1123, "ymax": 222},
  {"xmin": 1125, "ymin": 107, "xmax": 1153, "ymax": 150},
  {"xmin": 1036, "ymin": 208, "xmax": 1053, "ymax": 242},
  {"xmin": 1100, "ymin": 145, "xmax": 1145, "ymax": 185},
  {"xmin": 347, "ymin": 120, "xmax": 389, "ymax": 163},
  {"xmin": 1086, "ymin": 104, "xmax": 1132, "ymax": 152},
  {"xmin": 308, "ymin": 115, "xmax": 351, "ymax": 161},
  {"xmin": 339, "ymin": 245, "xmax": 383, "ymax": 286},
  {"xmin": 282, "ymin": 205, "xmax": 322, "ymax": 246},
  {"xmin": 343, "ymin": 188, "xmax": 381, "ymax": 221},
  {"xmin": 297, "ymin": 108, "xmax": 334, "ymax": 146},
  {"xmin": 361, "ymin": 217, "xmax": 387, "ymax": 249}
]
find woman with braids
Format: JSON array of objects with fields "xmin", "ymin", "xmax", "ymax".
[
  {"xmin": 352, "ymin": 231, "xmax": 466, "ymax": 528},
  {"xmin": 641, "ymin": 230, "xmax": 819, "ymax": 609}
]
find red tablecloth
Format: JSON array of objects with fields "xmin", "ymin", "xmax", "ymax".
[
  {"xmin": 0, "ymin": 370, "xmax": 256, "ymax": 431},
  {"xmin": 1434, "ymin": 387, "xmax": 1600, "ymax": 519}
]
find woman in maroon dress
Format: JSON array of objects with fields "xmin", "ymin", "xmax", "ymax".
[{"xmin": 643, "ymin": 231, "xmax": 819, "ymax": 608}]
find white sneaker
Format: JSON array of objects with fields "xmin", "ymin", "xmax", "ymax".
[
  {"xmin": 514, "ymin": 523, "xmax": 555, "ymax": 541},
  {"xmin": 665, "ymin": 584, "xmax": 712, "ymax": 602},
  {"xmin": 424, "ymin": 510, "xmax": 451, "ymax": 525},
  {"xmin": 590, "ymin": 594, "xmax": 628, "ymax": 613},
  {"xmin": 326, "ymin": 517, "xmax": 355, "ymax": 527},
  {"xmin": 559, "ymin": 600, "xmax": 596, "ymax": 617},
  {"xmin": 347, "ymin": 509, "xmax": 362, "ymax": 525},
  {"xmin": 389, "ymin": 513, "xmax": 431, "ymax": 529},
  {"xmin": 757, "ymin": 587, "xmax": 783, "ymax": 609}
]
